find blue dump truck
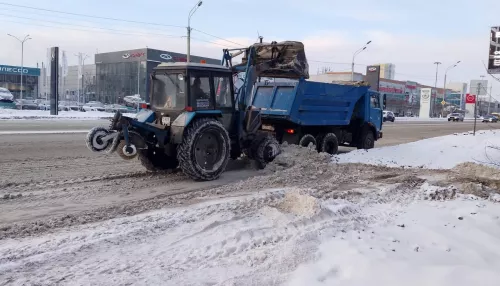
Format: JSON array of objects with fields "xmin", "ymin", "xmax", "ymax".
[
  {"xmin": 251, "ymin": 80, "xmax": 384, "ymax": 154},
  {"xmin": 85, "ymin": 41, "xmax": 384, "ymax": 181}
]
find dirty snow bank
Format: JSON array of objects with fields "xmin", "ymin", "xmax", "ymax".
[
  {"xmin": 0, "ymin": 109, "xmax": 136, "ymax": 120},
  {"xmin": 288, "ymin": 193, "xmax": 500, "ymax": 286},
  {"xmin": 335, "ymin": 130, "xmax": 500, "ymax": 169}
]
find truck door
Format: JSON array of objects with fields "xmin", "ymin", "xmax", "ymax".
[
  {"xmin": 369, "ymin": 92, "xmax": 383, "ymax": 131},
  {"xmin": 213, "ymin": 74, "xmax": 234, "ymax": 131}
]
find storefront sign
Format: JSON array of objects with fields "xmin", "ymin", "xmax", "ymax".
[
  {"xmin": 160, "ymin": 54, "xmax": 173, "ymax": 60},
  {"xmin": 0, "ymin": 64, "xmax": 40, "ymax": 76},
  {"xmin": 122, "ymin": 52, "xmax": 145, "ymax": 59},
  {"xmin": 465, "ymin": 93, "xmax": 476, "ymax": 104},
  {"xmin": 379, "ymin": 81, "xmax": 405, "ymax": 94}
]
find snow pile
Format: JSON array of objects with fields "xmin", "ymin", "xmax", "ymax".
[
  {"xmin": 288, "ymin": 192, "xmax": 500, "ymax": 286},
  {"xmin": 335, "ymin": 130, "xmax": 500, "ymax": 169},
  {"xmin": 0, "ymin": 109, "xmax": 136, "ymax": 120}
]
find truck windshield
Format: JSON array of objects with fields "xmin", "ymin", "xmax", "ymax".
[{"xmin": 151, "ymin": 73, "xmax": 186, "ymax": 110}]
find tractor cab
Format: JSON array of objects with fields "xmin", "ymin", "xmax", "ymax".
[{"xmin": 150, "ymin": 62, "xmax": 235, "ymax": 120}]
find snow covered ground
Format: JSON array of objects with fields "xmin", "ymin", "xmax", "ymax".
[
  {"xmin": 0, "ymin": 109, "xmax": 135, "ymax": 120},
  {"xmin": 1, "ymin": 133, "xmax": 500, "ymax": 285},
  {"xmin": 336, "ymin": 130, "xmax": 500, "ymax": 169}
]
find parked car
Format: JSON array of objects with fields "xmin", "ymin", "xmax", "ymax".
[
  {"xmin": 0, "ymin": 99, "xmax": 16, "ymax": 109},
  {"xmin": 0, "ymin": 87, "xmax": 14, "ymax": 101},
  {"xmin": 383, "ymin": 110, "xmax": 395, "ymax": 122},
  {"xmin": 447, "ymin": 113, "xmax": 464, "ymax": 122},
  {"xmin": 482, "ymin": 115, "xmax": 499, "ymax": 123},
  {"xmin": 82, "ymin": 101, "xmax": 105, "ymax": 112},
  {"xmin": 104, "ymin": 104, "xmax": 135, "ymax": 113},
  {"xmin": 15, "ymin": 99, "xmax": 39, "ymax": 110}
]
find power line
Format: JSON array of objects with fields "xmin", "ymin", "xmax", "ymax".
[
  {"xmin": 192, "ymin": 28, "xmax": 245, "ymax": 47},
  {"xmin": 0, "ymin": 2, "xmax": 184, "ymax": 28},
  {"xmin": 2, "ymin": 19, "xmax": 184, "ymax": 39},
  {"xmin": 0, "ymin": 13, "xmax": 183, "ymax": 38}
]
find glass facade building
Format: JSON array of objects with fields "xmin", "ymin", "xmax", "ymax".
[
  {"xmin": 95, "ymin": 48, "xmax": 220, "ymax": 104},
  {"xmin": 0, "ymin": 64, "xmax": 40, "ymax": 99}
]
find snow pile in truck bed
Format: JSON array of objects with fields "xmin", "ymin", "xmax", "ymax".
[
  {"xmin": 0, "ymin": 109, "xmax": 136, "ymax": 120},
  {"xmin": 335, "ymin": 130, "xmax": 500, "ymax": 169}
]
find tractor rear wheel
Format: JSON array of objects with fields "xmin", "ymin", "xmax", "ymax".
[{"xmin": 177, "ymin": 118, "xmax": 230, "ymax": 181}]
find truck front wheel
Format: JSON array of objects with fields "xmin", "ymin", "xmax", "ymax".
[
  {"xmin": 357, "ymin": 129, "xmax": 375, "ymax": 150},
  {"xmin": 177, "ymin": 118, "xmax": 230, "ymax": 181}
]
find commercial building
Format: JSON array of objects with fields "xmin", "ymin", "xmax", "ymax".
[
  {"xmin": 94, "ymin": 48, "xmax": 220, "ymax": 104},
  {"xmin": 0, "ymin": 64, "xmax": 40, "ymax": 99},
  {"xmin": 376, "ymin": 63, "xmax": 396, "ymax": 80}
]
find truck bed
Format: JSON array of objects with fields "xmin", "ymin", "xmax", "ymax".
[{"xmin": 251, "ymin": 79, "xmax": 369, "ymax": 126}]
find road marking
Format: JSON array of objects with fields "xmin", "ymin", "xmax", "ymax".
[{"xmin": 0, "ymin": 130, "xmax": 89, "ymax": 135}]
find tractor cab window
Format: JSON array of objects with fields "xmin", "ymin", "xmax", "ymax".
[
  {"xmin": 151, "ymin": 73, "xmax": 186, "ymax": 110},
  {"xmin": 190, "ymin": 73, "xmax": 213, "ymax": 109},
  {"xmin": 213, "ymin": 75, "xmax": 232, "ymax": 108}
]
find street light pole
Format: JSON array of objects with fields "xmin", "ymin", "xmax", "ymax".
[
  {"xmin": 82, "ymin": 54, "xmax": 89, "ymax": 103},
  {"xmin": 351, "ymin": 40, "xmax": 372, "ymax": 81},
  {"xmin": 443, "ymin": 61, "xmax": 460, "ymax": 116},
  {"xmin": 187, "ymin": 0, "xmax": 203, "ymax": 63},
  {"xmin": 8, "ymin": 34, "xmax": 32, "ymax": 110},
  {"xmin": 432, "ymin": 61, "xmax": 442, "ymax": 117}
]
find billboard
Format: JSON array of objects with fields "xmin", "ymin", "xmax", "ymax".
[
  {"xmin": 365, "ymin": 65, "xmax": 380, "ymax": 91},
  {"xmin": 419, "ymin": 88, "xmax": 432, "ymax": 118},
  {"xmin": 488, "ymin": 26, "xmax": 500, "ymax": 74}
]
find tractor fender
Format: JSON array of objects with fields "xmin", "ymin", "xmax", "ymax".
[{"xmin": 170, "ymin": 111, "xmax": 223, "ymax": 144}]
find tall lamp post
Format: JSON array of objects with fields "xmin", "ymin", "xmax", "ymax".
[
  {"xmin": 351, "ymin": 40, "xmax": 372, "ymax": 81},
  {"xmin": 82, "ymin": 54, "xmax": 89, "ymax": 103},
  {"xmin": 7, "ymin": 34, "xmax": 32, "ymax": 110},
  {"xmin": 443, "ymin": 61, "xmax": 460, "ymax": 115},
  {"xmin": 432, "ymin": 61, "xmax": 442, "ymax": 117},
  {"xmin": 187, "ymin": 0, "xmax": 203, "ymax": 63}
]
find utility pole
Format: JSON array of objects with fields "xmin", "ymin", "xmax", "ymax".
[
  {"xmin": 81, "ymin": 54, "xmax": 89, "ymax": 103},
  {"xmin": 488, "ymin": 86, "xmax": 493, "ymax": 114},
  {"xmin": 443, "ymin": 61, "xmax": 460, "ymax": 117},
  {"xmin": 8, "ymin": 34, "xmax": 32, "ymax": 110},
  {"xmin": 351, "ymin": 40, "xmax": 372, "ymax": 81},
  {"xmin": 187, "ymin": 0, "xmax": 203, "ymax": 63},
  {"xmin": 433, "ymin": 62, "xmax": 441, "ymax": 117},
  {"xmin": 474, "ymin": 82, "xmax": 481, "ymax": 136}
]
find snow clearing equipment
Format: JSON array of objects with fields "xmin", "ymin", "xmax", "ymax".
[{"xmin": 86, "ymin": 41, "xmax": 308, "ymax": 181}]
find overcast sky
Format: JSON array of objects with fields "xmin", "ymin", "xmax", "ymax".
[{"xmin": 1, "ymin": 0, "xmax": 499, "ymax": 96}]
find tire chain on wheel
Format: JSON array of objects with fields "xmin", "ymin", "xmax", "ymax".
[
  {"xmin": 250, "ymin": 133, "xmax": 281, "ymax": 169},
  {"xmin": 176, "ymin": 118, "xmax": 231, "ymax": 181}
]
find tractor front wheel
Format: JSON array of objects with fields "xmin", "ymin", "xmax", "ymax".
[
  {"xmin": 177, "ymin": 118, "xmax": 230, "ymax": 181},
  {"xmin": 138, "ymin": 147, "xmax": 178, "ymax": 172}
]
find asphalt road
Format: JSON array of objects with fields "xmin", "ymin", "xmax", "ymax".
[{"xmin": 0, "ymin": 119, "xmax": 498, "ymax": 240}]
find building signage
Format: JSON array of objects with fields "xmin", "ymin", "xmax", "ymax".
[
  {"xmin": 488, "ymin": 26, "xmax": 500, "ymax": 74},
  {"xmin": 420, "ymin": 88, "xmax": 431, "ymax": 103},
  {"xmin": 159, "ymin": 54, "xmax": 173, "ymax": 60},
  {"xmin": 122, "ymin": 52, "xmax": 145, "ymax": 59},
  {"xmin": 0, "ymin": 64, "xmax": 40, "ymax": 76},
  {"xmin": 465, "ymin": 93, "xmax": 476, "ymax": 104},
  {"xmin": 378, "ymin": 81, "xmax": 405, "ymax": 94}
]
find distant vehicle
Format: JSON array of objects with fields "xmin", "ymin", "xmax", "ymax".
[
  {"xmin": 82, "ymin": 101, "xmax": 105, "ymax": 112},
  {"xmin": 482, "ymin": 115, "xmax": 498, "ymax": 123},
  {"xmin": 15, "ymin": 99, "xmax": 38, "ymax": 110},
  {"xmin": 383, "ymin": 110, "xmax": 395, "ymax": 122},
  {"xmin": 0, "ymin": 87, "xmax": 14, "ymax": 101},
  {"xmin": 104, "ymin": 104, "xmax": 135, "ymax": 113},
  {"xmin": 123, "ymin": 94, "xmax": 145, "ymax": 108},
  {"xmin": 447, "ymin": 113, "xmax": 464, "ymax": 122}
]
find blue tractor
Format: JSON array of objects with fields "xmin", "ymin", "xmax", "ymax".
[{"xmin": 86, "ymin": 41, "xmax": 308, "ymax": 181}]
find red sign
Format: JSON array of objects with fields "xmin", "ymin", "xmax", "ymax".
[
  {"xmin": 122, "ymin": 52, "xmax": 145, "ymax": 59},
  {"xmin": 465, "ymin": 93, "xmax": 476, "ymax": 104}
]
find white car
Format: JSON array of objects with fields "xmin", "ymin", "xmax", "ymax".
[
  {"xmin": 0, "ymin": 87, "xmax": 14, "ymax": 101},
  {"xmin": 82, "ymin": 101, "xmax": 105, "ymax": 112}
]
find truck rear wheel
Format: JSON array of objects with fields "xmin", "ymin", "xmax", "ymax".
[
  {"xmin": 299, "ymin": 134, "xmax": 316, "ymax": 148},
  {"xmin": 139, "ymin": 147, "xmax": 178, "ymax": 172},
  {"xmin": 320, "ymin": 133, "xmax": 339, "ymax": 155},
  {"xmin": 177, "ymin": 118, "xmax": 230, "ymax": 181}
]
